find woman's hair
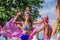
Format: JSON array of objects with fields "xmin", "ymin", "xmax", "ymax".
[
  {"xmin": 23, "ymin": 13, "xmax": 32, "ymax": 29},
  {"xmin": 28, "ymin": 15, "xmax": 32, "ymax": 27}
]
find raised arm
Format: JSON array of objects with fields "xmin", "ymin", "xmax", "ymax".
[
  {"xmin": 13, "ymin": 12, "xmax": 22, "ymax": 24},
  {"xmin": 33, "ymin": 19, "xmax": 44, "ymax": 24},
  {"xmin": 36, "ymin": 25, "xmax": 44, "ymax": 33}
]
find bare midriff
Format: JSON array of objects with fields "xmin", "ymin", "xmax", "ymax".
[
  {"xmin": 44, "ymin": 27, "xmax": 49, "ymax": 38},
  {"xmin": 22, "ymin": 30, "xmax": 30, "ymax": 36}
]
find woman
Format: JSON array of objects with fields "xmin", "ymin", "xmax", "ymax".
[{"xmin": 13, "ymin": 11, "xmax": 43, "ymax": 40}]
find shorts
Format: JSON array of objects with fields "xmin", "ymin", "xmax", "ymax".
[{"xmin": 19, "ymin": 34, "xmax": 29, "ymax": 40}]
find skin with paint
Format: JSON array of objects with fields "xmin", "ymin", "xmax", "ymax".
[
  {"xmin": 36, "ymin": 16, "xmax": 52, "ymax": 39},
  {"xmin": 13, "ymin": 12, "xmax": 43, "ymax": 40}
]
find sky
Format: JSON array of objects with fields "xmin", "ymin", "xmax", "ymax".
[
  {"xmin": 38, "ymin": 0, "xmax": 56, "ymax": 39},
  {"xmin": 38, "ymin": 0, "xmax": 56, "ymax": 27}
]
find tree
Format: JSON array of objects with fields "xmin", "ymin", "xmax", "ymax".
[{"xmin": 0, "ymin": 0, "xmax": 44, "ymax": 26}]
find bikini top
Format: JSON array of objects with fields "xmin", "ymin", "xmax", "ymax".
[{"xmin": 22, "ymin": 23, "xmax": 29, "ymax": 30}]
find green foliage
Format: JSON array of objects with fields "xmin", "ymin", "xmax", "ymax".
[
  {"xmin": 58, "ymin": 24, "xmax": 60, "ymax": 32},
  {"xmin": 0, "ymin": 0, "xmax": 44, "ymax": 26},
  {"xmin": 58, "ymin": 18, "xmax": 60, "ymax": 32}
]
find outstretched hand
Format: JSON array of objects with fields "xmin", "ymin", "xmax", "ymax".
[{"xmin": 16, "ymin": 12, "xmax": 22, "ymax": 16}]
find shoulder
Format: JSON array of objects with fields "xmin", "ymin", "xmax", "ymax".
[{"xmin": 48, "ymin": 25, "xmax": 52, "ymax": 30}]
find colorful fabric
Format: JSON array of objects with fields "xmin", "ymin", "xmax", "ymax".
[
  {"xmin": 44, "ymin": 37, "xmax": 50, "ymax": 40},
  {"xmin": 3, "ymin": 18, "xmax": 20, "ymax": 38}
]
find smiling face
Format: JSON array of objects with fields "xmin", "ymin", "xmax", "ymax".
[
  {"xmin": 44, "ymin": 16, "xmax": 49, "ymax": 23},
  {"xmin": 44, "ymin": 16, "xmax": 49, "ymax": 27},
  {"xmin": 24, "ymin": 14, "xmax": 30, "ymax": 21},
  {"xmin": 44, "ymin": 22, "xmax": 48, "ymax": 27}
]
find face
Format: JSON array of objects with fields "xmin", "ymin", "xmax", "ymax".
[
  {"xmin": 24, "ymin": 14, "xmax": 30, "ymax": 21},
  {"xmin": 44, "ymin": 16, "xmax": 48, "ymax": 24},
  {"xmin": 44, "ymin": 17, "xmax": 46, "ymax": 21},
  {"xmin": 44, "ymin": 22, "xmax": 48, "ymax": 27}
]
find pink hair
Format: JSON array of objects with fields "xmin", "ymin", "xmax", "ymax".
[{"xmin": 44, "ymin": 16, "xmax": 49, "ymax": 23}]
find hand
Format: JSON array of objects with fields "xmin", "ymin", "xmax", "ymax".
[
  {"xmin": 40, "ymin": 18, "xmax": 44, "ymax": 22},
  {"xmin": 16, "ymin": 12, "xmax": 22, "ymax": 16}
]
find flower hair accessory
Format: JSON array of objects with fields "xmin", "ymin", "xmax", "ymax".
[{"xmin": 24, "ymin": 11, "xmax": 30, "ymax": 14}]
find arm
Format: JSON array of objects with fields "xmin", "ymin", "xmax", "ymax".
[
  {"xmin": 13, "ymin": 16, "xmax": 20, "ymax": 23},
  {"xmin": 14, "ymin": 21, "xmax": 22, "ymax": 24},
  {"xmin": 13, "ymin": 12, "xmax": 22, "ymax": 24},
  {"xmin": 36, "ymin": 25, "xmax": 44, "ymax": 33},
  {"xmin": 51, "ymin": 20, "xmax": 58, "ymax": 37},
  {"xmin": 33, "ymin": 19, "xmax": 43, "ymax": 24},
  {"xmin": 17, "ymin": 24, "xmax": 22, "ymax": 29}
]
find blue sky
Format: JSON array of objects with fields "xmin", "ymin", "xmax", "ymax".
[
  {"xmin": 38, "ymin": 0, "xmax": 56, "ymax": 39},
  {"xmin": 38, "ymin": 0, "xmax": 56, "ymax": 27}
]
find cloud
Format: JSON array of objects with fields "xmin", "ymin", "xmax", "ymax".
[
  {"xmin": 49, "ymin": 19, "xmax": 56, "ymax": 27},
  {"xmin": 44, "ymin": 0, "xmax": 56, "ymax": 3},
  {"xmin": 39, "ymin": 0, "xmax": 56, "ymax": 16},
  {"xmin": 39, "ymin": 5, "xmax": 56, "ymax": 15},
  {"xmin": 38, "ymin": 0, "xmax": 56, "ymax": 26},
  {"xmin": 39, "ymin": 3, "xmax": 56, "ymax": 19}
]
